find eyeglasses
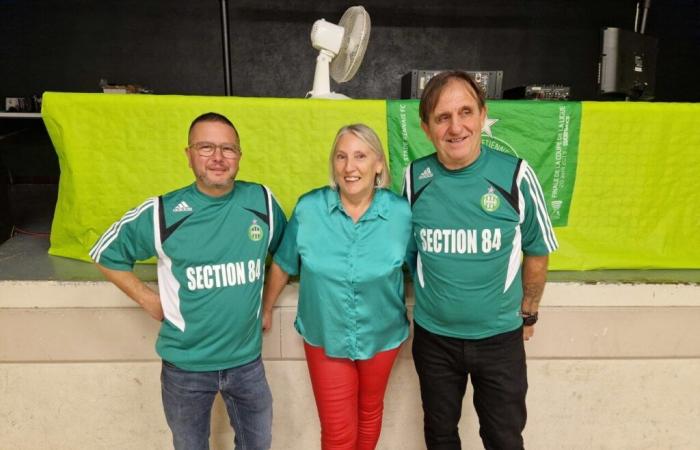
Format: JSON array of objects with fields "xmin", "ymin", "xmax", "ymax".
[{"xmin": 189, "ymin": 142, "xmax": 242, "ymax": 159}]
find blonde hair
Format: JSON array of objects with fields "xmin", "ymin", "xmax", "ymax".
[{"xmin": 328, "ymin": 123, "xmax": 390, "ymax": 189}]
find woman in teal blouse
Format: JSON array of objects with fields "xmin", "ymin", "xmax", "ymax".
[{"xmin": 263, "ymin": 124, "xmax": 411, "ymax": 450}]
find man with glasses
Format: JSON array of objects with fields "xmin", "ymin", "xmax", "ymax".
[{"xmin": 91, "ymin": 112, "xmax": 286, "ymax": 450}]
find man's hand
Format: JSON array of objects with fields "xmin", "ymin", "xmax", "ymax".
[
  {"xmin": 262, "ymin": 309, "xmax": 273, "ymax": 332},
  {"xmin": 96, "ymin": 263, "xmax": 164, "ymax": 322},
  {"xmin": 521, "ymin": 254, "xmax": 548, "ymax": 342},
  {"xmin": 261, "ymin": 262, "xmax": 289, "ymax": 333},
  {"xmin": 141, "ymin": 290, "xmax": 164, "ymax": 321}
]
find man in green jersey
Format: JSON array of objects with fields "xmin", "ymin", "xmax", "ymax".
[
  {"xmin": 91, "ymin": 112, "xmax": 286, "ymax": 450},
  {"xmin": 404, "ymin": 71, "xmax": 558, "ymax": 449}
]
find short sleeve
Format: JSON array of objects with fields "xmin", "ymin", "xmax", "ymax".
[
  {"xmin": 401, "ymin": 163, "xmax": 413, "ymax": 203},
  {"xmin": 519, "ymin": 162, "xmax": 558, "ymax": 256},
  {"xmin": 272, "ymin": 206, "xmax": 300, "ymax": 276},
  {"xmin": 89, "ymin": 198, "xmax": 158, "ymax": 270},
  {"xmin": 267, "ymin": 193, "xmax": 288, "ymax": 254}
]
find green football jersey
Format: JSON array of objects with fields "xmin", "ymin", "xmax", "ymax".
[
  {"xmin": 90, "ymin": 181, "xmax": 286, "ymax": 371},
  {"xmin": 403, "ymin": 147, "xmax": 557, "ymax": 339}
]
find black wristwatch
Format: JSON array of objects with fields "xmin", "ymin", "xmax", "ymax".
[{"xmin": 521, "ymin": 311, "xmax": 538, "ymax": 326}]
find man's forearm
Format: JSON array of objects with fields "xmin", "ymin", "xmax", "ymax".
[
  {"xmin": 520, "ymin": 254, "xmax": 549, "ymax": 314},
  {"xmin": 261, "ymin": 262, "xmax": 290, "ymax": 332},
  {"xmin": 95, "ymin": 263, "xmax": 163, "ymax": 320},
  {"xmin": 262, "ymin": 262, "xmax": 289, "ymax": 314}
]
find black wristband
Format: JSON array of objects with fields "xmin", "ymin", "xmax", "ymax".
[{"xmin": 521, "ymin": 311, "xmax": 538, "ymax": 326}]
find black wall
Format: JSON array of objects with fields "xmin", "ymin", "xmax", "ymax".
[{"xmin": 2, "ymin": 0, "xmax": 699, "ymax": 101}]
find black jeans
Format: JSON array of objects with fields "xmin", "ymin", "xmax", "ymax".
[{"xmin": 412, "ymin": 321, "xmax": 527, "ymax": 450}]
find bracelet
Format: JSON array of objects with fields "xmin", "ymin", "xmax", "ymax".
[{"xmin": 520, "ymin": 311, "xmax": 538, "ymax": 326}]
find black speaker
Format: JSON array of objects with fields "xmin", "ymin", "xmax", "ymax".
[{"xmin": 401, "ymin": 70, "xmax": 503, "ymax": 99}]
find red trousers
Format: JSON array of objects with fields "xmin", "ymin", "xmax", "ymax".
[{"xmin": 304, "ymin": 342, "xmax": 401, "ymax": 450}]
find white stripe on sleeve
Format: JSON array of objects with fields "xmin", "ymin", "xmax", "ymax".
[
  {"xmin": 521, "ymin": 162, "xmax": 558, "ymax": 252},
  {"xmin": 90, "ymin": 198, "xmax": 156, "ymax": 262}
]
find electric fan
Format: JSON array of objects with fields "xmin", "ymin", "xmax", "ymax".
[{"xmin": 307, "ymin": 6, "xmax": 371, "ymax": 99}]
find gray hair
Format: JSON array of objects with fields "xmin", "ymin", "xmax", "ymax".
[
  {"xmin": 328, "ymin": 123, "xmax": 391, "ymax": 189},
  {"xmin": 419, "ymin": 71, "xmax": 486, "ymax": 124}
]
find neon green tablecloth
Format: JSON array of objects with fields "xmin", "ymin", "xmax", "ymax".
[
  {"xmin": 555, "ymin": 101, "xmax": 700, "ymax": 269},
  {"xmin": 42, "ymin": 93, "xmax": 387, "ymax": 263},
  {"xmin": 42, "ymin": 93, "xmax": 700, "ymax": 269}
]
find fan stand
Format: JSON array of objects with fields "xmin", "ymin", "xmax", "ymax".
[{"xmin": 308, "ymin": 50, "xmax": 350, "ymax": 99}]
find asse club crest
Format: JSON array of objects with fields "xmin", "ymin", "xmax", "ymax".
[
  {"xmin": 248, "ymin": 219, "xmax": 263, "ymax": 241},
  {"xmin": 480, "ymin": 186, "xmax": 500, "ymax": 212}
]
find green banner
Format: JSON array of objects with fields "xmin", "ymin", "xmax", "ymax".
[{"xmin": 387, "ymin": 100, "xmax": 581, "ymax": 227}]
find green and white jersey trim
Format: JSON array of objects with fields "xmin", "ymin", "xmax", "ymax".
[
  {"xmin": 90, "ymin": 196, "xmax": 188, "ymax": 331},
  {"xmin": 503, "ymin": 160, "xmax": 558, "ymax": 293},
  {"xmin": 520, "ymin": 161, "xmax": 558, "ymax": 251},
  {"xmin": 90, "ymin": 198, "xmax": 155, "ymax": 262},
  {"xmin": 152, "ymin": 197, "xmax": 186, "ymax": 332},
  {"xmin": 257, "ymin": 185, "xmax": 276, "ymax": 320},
  {"xmin": 264, "ymin": 186, "xmax": 275, "ymax": 246}
]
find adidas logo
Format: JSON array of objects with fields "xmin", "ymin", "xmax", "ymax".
[
  {"xmin": 173, "ymin": 201, "xmax": 192, "ymax": 212},
  {"xmin": 418, "ymin": 167, "xmax": 433, "ymax": 180}
]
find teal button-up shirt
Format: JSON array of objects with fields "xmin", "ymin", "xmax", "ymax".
[{"xmin": 274, "ymin": 187, "xmax": 412, "ymax": 360}]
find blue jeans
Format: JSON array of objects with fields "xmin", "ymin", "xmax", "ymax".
[
  {"xmin": 412, "ymin": 322, "xmax": 527, "ymax": 450},
  {"xmin": 161, "ymin": 356, "xmax": 273, "ymax": 450}
]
